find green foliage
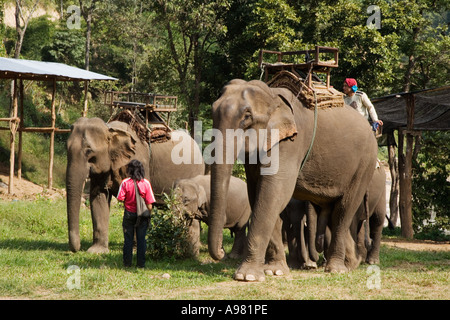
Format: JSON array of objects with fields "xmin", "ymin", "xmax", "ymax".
[
  {"xmin": 41, "ymin": 26, "xmax": 85, "ymax": 68},
  {"xmin": 146, "ymin": 191, "xmax": 191, "ymax": 261},
  {"xmin": 412, "ymin": 131, "xmax": 450, "ymax": 236}
]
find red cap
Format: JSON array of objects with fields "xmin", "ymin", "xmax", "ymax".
[{"xmin": 345, "ymin": 78, "xmax": 357, "ymax": 87}]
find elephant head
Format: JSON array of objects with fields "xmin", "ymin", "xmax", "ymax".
[
  {"xmin": 208, "ymin": 80, "xmax": 297, "ymax": 260},
  {"xmin": 66, "ymin": 117, "xmax": 148, "ymax": 252},
  {"xmin": 174, "ymin": 178, "xmax": 208, "ymax": 221}
]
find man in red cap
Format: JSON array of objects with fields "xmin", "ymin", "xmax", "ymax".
[{"xmin": 343, "ymin": 78, "xmax": 383, "ymax": 129}]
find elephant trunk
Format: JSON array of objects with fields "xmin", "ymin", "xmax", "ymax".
[
  {"xmin": 66, "ymin": 156, "xmax": 89, "ymax": 252},
  {"xmin": 208, "ymin": 162, "xmax": 233, "ymax": 261}
]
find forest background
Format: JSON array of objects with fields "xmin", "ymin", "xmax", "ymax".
[{"xmin": 0, "ymin": 0, "xmax": 448, "ymax": 236}]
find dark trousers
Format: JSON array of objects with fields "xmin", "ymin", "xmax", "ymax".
[{"xmin": 122, "ymin": 210, "xmax": 149, "ymax": 268}]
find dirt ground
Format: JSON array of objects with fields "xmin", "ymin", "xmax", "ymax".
[
  {"xmin": 381, "ymin": 239, "xmax": 449, "ymax": 251},
  {"xmin": 0, "ymin": 163, "xmax": 65, "ymax": 201}
]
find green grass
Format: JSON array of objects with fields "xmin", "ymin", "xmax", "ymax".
[{"xmin": 0, "ymin": 197, "xmax": 449, "ymax": 300}]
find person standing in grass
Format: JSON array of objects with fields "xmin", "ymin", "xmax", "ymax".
[{"xmin": 117, "ymin": 160, "xmax": 155, "ymax": 268}]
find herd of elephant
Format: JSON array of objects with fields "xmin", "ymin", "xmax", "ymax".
[{"xmin": 66, "ymin": 79, "xmax": 385, "ymax": 282}]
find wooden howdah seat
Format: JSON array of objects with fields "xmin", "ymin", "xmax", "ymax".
[{"xmin": 259, "ymin": 46, "xmax": 345, "ymax": 109}]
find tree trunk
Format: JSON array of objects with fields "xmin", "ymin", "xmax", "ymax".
[
  {"xmin": 190, "ymin": 33, "xmax": 201, "ymax": 138},
  {"xmin": 14, "ymin": 0, "xmax": 40, "ymax": 58},
  {"xmin": 402, "ymin": 27, "xmax": 419, "ymax": 93},
  {"xmin": 388, "ymin": 139, "xmax": 399, "ymax": 227}
]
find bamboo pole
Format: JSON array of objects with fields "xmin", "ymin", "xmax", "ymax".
[
  {"xmin": 18, "ymin": 79, "xmax": 24, "ymax": 180},
  {"xmin": 48, "ymin": 79, "xmax": 57, "ymax": 190},
  {"xmin": 8, "ymin": 79, "xmax": 18, "ymax": 194},
  {"xmin": 82, "ymin": 80, "xmax": 89, "ymax": 117}
]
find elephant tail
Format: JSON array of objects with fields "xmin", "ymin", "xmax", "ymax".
[{"xmin": 364, "ymin": 192, "xmax": 373, "ymax": 250}]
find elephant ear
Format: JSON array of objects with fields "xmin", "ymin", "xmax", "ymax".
[
  {"xmin": 197, "ymin": 184, "xmax": 209, "ymax": 219},
  {"xmin": 197, "ymin": 185, "xmax": 208, "ymax": 209},
  {"xmin": 108, "ymin": 127, "xmax": 137, "ymax": 171},
  {"xmin": 265, "ymin": 88, "xmax": 298, "ymax": 151}
]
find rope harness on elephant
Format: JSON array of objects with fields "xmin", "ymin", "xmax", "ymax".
[{"xmin": 300, "ymin": 90, "xmax": 318, "ymax": 171}]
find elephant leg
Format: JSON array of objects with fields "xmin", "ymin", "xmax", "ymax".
[
  {"xmin": 300, "ymin": 214, "xmax": 317, "ymax": 269},
  {"xmin": 286, "ymin": 215, "xmax": 303, "ymax": 269},
  {"xmin": 316, "ymin": 205, "xmax": 332, "ymax": 253},
  {"xmin": 264, "ymin": 217, "xmax": 290, "ymax": 276},
  {"xmin": 187, "ymin": 219, "xmax": 201, "ymax": 257},
  {"xmin": 356, "ymin": 220, "xmax": 368, "ymax": 262},
  {"xmin": 367, "ymin": 205, "xmax": 385, "ymax": 265},
  {"xmin": 325, "ymin": 196, "xmax": 362, "ymax": 273},
  {"xmin": 229, "ymin": 225, "xmax": 247, "ymax": 259},
  {"xmin": 307, "ymin": 203, "xmax": 319, "ymax": 262},
  {"xmin": 234, "ymin": 169, "xmax": 295, "ymax": 282},
  {"xmin": 88, "ymin": 187, "xmax": 110, "ymax": 254}
]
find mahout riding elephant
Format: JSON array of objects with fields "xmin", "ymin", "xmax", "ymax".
[
  {"xmin": 174, "ymin": 174, "xmax": 251, "ymax": 258},
  {"xmin": 280, "ymin": 199, "xmax": 318, "ymax": 269},
  {"xmin": 66, "ymin": 117, "xmax": 205, "ymax": 253},
  {"xmin": 208, "ymin": 79, "xmax": 377, "ymax": 281}
]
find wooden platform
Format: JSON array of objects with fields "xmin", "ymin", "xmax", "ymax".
[
  {"xmin": 259, "ymin": 46, "xmax": 339, "ymax": 88},
  {"xmin": 104, "ymin": 91, "xmax": 177, "ymax": 129}
]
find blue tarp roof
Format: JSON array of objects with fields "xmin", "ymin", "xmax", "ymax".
[{"xmin": 0, "ymin": 57, "xmax": 117, "ymax": 81}]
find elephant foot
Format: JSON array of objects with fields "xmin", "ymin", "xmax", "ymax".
[
  {"xmin": 87, "ymin": 243, "xmax": 109, "ymax": 254},
  {"xmin": 366, "ymin": 254, "xmax": 380, "ymax": 265},
  {"xmin": 234, "ymin": 262, "xmax": 266, "ymax": 282},
  {"xmin": 69, "ymin": 242, "xmax": 81, "ymax": 253},
  {"xmin": 324, "ymin": 259, "xmax": 348, "ymax": 273},
  {"xmin": 264, "ymin": 260, "xmax": 290, "ymax": 277},
  {"xmin": 303, "ymin": 260, "xmax": 318, "ymax": 270}
]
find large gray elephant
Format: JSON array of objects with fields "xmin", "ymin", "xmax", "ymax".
[
  {"xmin": 209, "ymin": 79, "xmax": 378, "ymax": 281},
  {"xmin": 66, "ymin": 117, "xmax": 205, "ymax": 253},
  {"xmin": 174, "ymin": 174, "xmax": 251, "ymax": 258}
]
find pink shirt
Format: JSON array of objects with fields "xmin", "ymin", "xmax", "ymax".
[{"xmin": 117, "ymin": 178, "xmax": 156, "ymax": 213}]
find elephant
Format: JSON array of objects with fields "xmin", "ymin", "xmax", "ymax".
[
  {"xmin": 174, "ymin": 174, "xmax": 251, "ymax": 259},
  {"xmin": 283, "ymin": 166, "xmax": 386, "ymax": 269},
  {"xmin": 351, "ymin": 165, "xmax": 386, "ymax": 265},
  {"xmin": 280, "ymin": 199, "xmax": 318, "ymax": 269},
  {"xmin": 208, "ymin": 79, "xmax": 378, "ymax": 281},
  {"xmin": 66, "ymin": 117, "xmax": 205, "ymax": 253}
]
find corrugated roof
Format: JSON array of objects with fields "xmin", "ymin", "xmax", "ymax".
[{"xmin": 0, "ymin": 57, "xmax": 117, "ymax": 81}]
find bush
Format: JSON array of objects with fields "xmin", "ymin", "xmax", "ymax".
[
  {"xmin": 412, "ymin": 131, "xmax": 450, "ymax": 237},
  {"xmin": 146, "ymin": 191, "xmax": 191, "ymax": 261}
]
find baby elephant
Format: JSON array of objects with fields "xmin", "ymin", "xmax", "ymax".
[{"xmin": 174, "ymin": 175, "xmax": 251, "ymax": 258}]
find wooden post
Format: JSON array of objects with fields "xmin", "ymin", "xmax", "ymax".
[
  {"xmin": 48, "ymin": 79, "xmax": 57, "ymax": 190},
  {"xmin": 82, "ymin": 80, "xmax": 89, "ymax": 117},
  {"xmin": 18, "ymin": 79, "xmax": 24, "ymax": 180},
  {"xmin": 387, "ymin": 135, "xmax": 399, "ymax": 226},
  {"xmin": 398, "ymin": 93, "xmax": 415, "ymax": 239},
  {"xmin": 8, "ymin": 79, "xmax": 18, "ymax": 194}
]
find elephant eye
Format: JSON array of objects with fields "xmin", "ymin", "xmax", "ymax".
[{"xmin": 240, "ymin": 109, "xmax": 253, "ymax": 128}]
